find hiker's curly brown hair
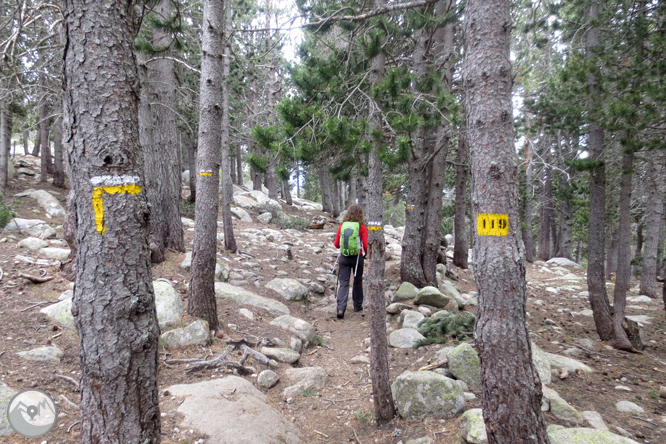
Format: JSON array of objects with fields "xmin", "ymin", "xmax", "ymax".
[{"xmin": 343, "ymin": 204, "xmax": 365, "ymax": 225}]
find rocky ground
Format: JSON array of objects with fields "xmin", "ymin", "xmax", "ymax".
[{"xmin": 0, "ymin": 154, "xmax": 665, "ymax": 444}]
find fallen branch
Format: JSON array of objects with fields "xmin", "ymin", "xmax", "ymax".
[
  {"xmin": 59, "ymin": 394, "xmax": 79, "ymax": 409},
  {"xmin": 67, "ymin": 421, "xmax": 80, "ymax": 433},
  {"xmin": 314, "ymin": 429, "xmax": 329, "ymax": 439},
  {"xmin": 20, "ymin": 301, "xmax": 51, "ymax": 311},
  {"xmin": 185, "ymin": 358, "xmax": 253, "ymax": 375},
  {"xmin": 240, "ymin": 344, "xmax": 278, "ymax": 368},
  {"xmin": 0, "ymin": 266, "xmax": 4, "ymax": 281},
  {"xmin": 419, "ymin": 358, "xmax": 448, "ymax": 371},
  {"xmin": 353, "ymin": 428, "xmax": 363, "ymax": 444},
  {"xmin": 55, "ymin": 374, "xmax": 80, "ymax": 390},
  {"xmin": 18, "ymin": 272, "xmax": 54, "ymax": 283}
]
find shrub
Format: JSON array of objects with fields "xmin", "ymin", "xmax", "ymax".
[
  {"xmin": 0, "ymin": 195, "xmax": 15, "ymax": 229},
  {"xmin": 415, "ymin": 312, "xmax": 476, "ymax": 347}
]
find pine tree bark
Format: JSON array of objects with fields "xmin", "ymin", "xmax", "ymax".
[
  {"xmin": 143, "ymin": 0, "xmax": 184, "ymax": 262},
  {"xmin": 463, "ymin": 0, "xmax": 549, "ymax": 442},
  {"xmin": 639, "ymin": 155, "xmax": 665, "ymax": 297},
  {"xmin": 188, "ymin": 0, "xmax": 223, "ymax": 330},
  {"xmin": 319, "ymin": 159, "xmax": 334, "ymax": 212},
  {"xmin": 38, "ymin": 88, "xmax": 51, "ymax": 182},
  {"xmin": 219, "ymin": 0, "xmax": 237, "ymax": 253},
  {"xmin": 401, "ymin": 0, "xmax": 455, "ymax": 286},
  {"xmin": 0, "ymin": 93, "xmax": 10, "ymax": 190},
  {"xmin": 611, "ymin": 150, "xmax": 635, "ymax": 350},
  {"xmin": 348, "ymin": 178, "xmax": 357, "ymax": 207},
  {"xmin": 367, "ymin": 0, "xmax": 395, "ymax": 424},
  {"xmin": 522, "ymin": 138, "xmax": 536, "ymax": 262},
  {"xmin": 332, "ymin": 178, "xmax": 341, "ymax": 217},
  {"xmin": 22, "ymin": 129, "xmax": 28, "ymax": 156},
  {"xmin": 52, "ymin": 109, "xmax": 66, "ymax": 189},
  {"xmin": 538, "ymin": 143, "xmax": 552, "ymax": 260},
  {"xmin": 62, "ymin": 1, "xmax": 161, "ymax": 442},
  {"xmin": 187, "ymin": 138, "xmax": 196, "ymax": 202},
  {"xmin": 585, "ymin": 0, "xmax": 615, "ymax": 341},
  {"xmin": 453, "ymin": 132, "xmax": 469, "ymax": 269}
]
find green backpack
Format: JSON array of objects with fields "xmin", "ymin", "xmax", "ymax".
[{"xmin": 340, "ymin": 221, "xmax": 360, "ymax": 256}]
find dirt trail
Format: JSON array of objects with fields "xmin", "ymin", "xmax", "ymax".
[{"xmin": 0, "ymin": 157, "xmax": 664, "ymax": 443}]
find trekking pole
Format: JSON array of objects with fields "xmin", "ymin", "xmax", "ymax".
[
  {"xmin": 361, "ymin": 245, "xmax": 367, "ymax": 317},
  {"xmin": 332, "ymin": 254, "xmax": 340, "ymax": 297}
]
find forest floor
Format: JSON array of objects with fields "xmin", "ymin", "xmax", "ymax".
[{"xmin": 0, "ymin": 154, "xmax": 665, "ymax": 444}]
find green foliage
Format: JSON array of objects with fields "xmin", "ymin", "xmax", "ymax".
[
  {"xmin": 383, "ymin": 195, "xmax": 405, "ymax": 227},
  {"xmin": 300, "ymin": 390, "xmax": 319, "ymax": 397},
  {"xmin": 415, "ymin": 312, "xmax": 476, "ymax": 347},
  {"xmin": 245, "ymin": 153, "xmax": 267, "ymax": 174},
  {"xmin": 314, "ymin": 334, "xmax": 326, "ymax": 347},
  {"xmin": 180, "ymin": 199, "xmax": 195, "ymax": 219},
  {"xmin": 353, "ymin": 410, "xmax": 374, "ymax": 423},
  {"xmin": 255, "ymin": 203, "xmax": 310, "ymax": 231},
  {"xmin": 0, "ymin": 196, "xmax": 15, "ymax": 229}
]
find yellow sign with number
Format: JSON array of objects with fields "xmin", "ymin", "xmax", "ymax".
[{"xmin": 477, "ymin": 213, "xmax": 509, "ymax": 236}]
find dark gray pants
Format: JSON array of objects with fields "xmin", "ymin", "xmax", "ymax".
[{"xmin": 336, "ymin": 254, "xmax": 364, "ymax": 313}]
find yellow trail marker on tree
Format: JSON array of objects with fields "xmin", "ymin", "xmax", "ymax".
[
  {"xmin": 476, "ymin": 213, "xmax": 509, "ymax": 236},
  {"xmin": 92, "ymin": 185, "xmax": 142, "ymax": 234}
]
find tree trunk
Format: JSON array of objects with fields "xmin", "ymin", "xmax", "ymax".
[
  {"xmin": 639, "ymin": 155, "xmax": 664, "ymax": 297},
  {"xmin": 463, "ymin": 1, "xmax": 550, "ymax": 442},
  {"xmin": 422, "ymin": 139, "xmax": 448, "ymax": 284},
  {"xmin": 189, "ymin": 0, "xmax": 224, "ymax": 331},
  {"xmin": 606, "ymin": 231, "xmax": 618, "ymax": 281},
  {"xmin": 187, "ymin": 137, "xmax": 196, "ymax": 202},
  {"xmin": 143, "ymin": 0, "xmax": 184, "ymax": 262},
  {"xmin": 538, "ymin": 144, "xmax": 552, "ymax": 260},
  {"xmin": 0, "ymin": 95, "xmax": 9, "ymax": 190},
  {"xmin": 22, "ymin": 129, "xmax": 28, "ymax": 156},
  {"xmin": 367, "ymin": 2, "xmax": 395, "ymax": 422},
  {"xmin": 219, "ymin": 0, "xmax": 237, "ymax": 253},
  {"xmin": 332, "ymin": 177, "xmax": 341, "ymax": 217},
  {"xmin": 611, "ymin": 150, "xmax": 635, "ymax": 350},
  {"xmin": 556, "ymin": 200, "xmax": 573, "ymax": 259},
  {"xmin": 39, "ymin": 95, "xmax": 51, "ymax": 182},
  {"xmin": 236, "ymin": 140, "xmax": 243, "ymax": 185},
  {"xmin": 453, "ymin": 125, "xmax": 469, "ymax": 269},
  {"xmin": 281, "ymin": 179, "xmax": 293, "ymax": 205},
  {"xmin": 52, "ymin": 108, "xmax": 66, "ymax": 189},
  {"xmin": 319, "ymin": 160, "xmax": 334, "ymax": 213},
  {"xmin": 400, "ymin": 24, "xmax": 431, "ymax": 287},
  {"xmin": 63, "ymin": 1, "xmax": 161, "ymax": 442},
  {"xmin": 348, "ymin": 177, "xmax": 357, "ymax": 206},
  {"xmin": 585, "ymin": 0, "xmax": 614, "ymax": 342},
  {"xmin": 357, "ymin": 175, "xmax": 367, "ymax": 210},
  {"xmin": 423, "ymin": 1, "xmax": 455, "ymax": 281},
  {"xmin": 522, "ymin": 142, "xmax": 537, "ymax": 263}
]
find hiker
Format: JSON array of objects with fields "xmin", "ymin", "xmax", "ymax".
[{"xmin": 333, "ymin": 204, "xmax": 368, "ymax": 319}]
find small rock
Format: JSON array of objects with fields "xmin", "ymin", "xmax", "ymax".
[
  {"xmin": 17, "ymin": 346, "xmax": 64, "ymax": 363},
  {"xmin": 18, "ymin": 237, "xmax": 49, "ymax": 250},
  {"xmin": 350, "ymin": 355, "xmax": 370, "ymax": 364},
  {"xmin": 582, "ymin": 411, "xmax": 608, "ymax": 430},
  {"xmin": 260, "ymin": 347, "xmax": 300, "ymax": 364},
  {"xmin": 257, "ymin": 212, "xmax": 273, "ymax": 224},
  {"xmin": 388, "ymin": 328, "xmax": 425, "ymax": 348},
  {"xmin": 460, "ymin": 408, "xmax": 487, "ymax": 444},
  {"xmin": 40, "ymin": 247, "xmax": 71, "ymax": 261},
  {"xmin": 257, "ymin": 370, "xmax": 279, "ymax": 389},
  {"xmin": 393, "ymin": 282, "xmax": 418, "ymax": 302},
  {"xmin": 615, "ymin": 400, "xmax": 644, "ymax": 414},
  {"xmin": 160, "ymin": 320, "xmax": 210, "ymax": 349},
  {"xmin": 239, "ymin": 308, "xmax": 254, "ymax": 320}
]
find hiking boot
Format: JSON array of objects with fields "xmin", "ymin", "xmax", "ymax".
[{"xmin": 337, "ymin": 311, "xmax": 344, "ymax": 319}]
